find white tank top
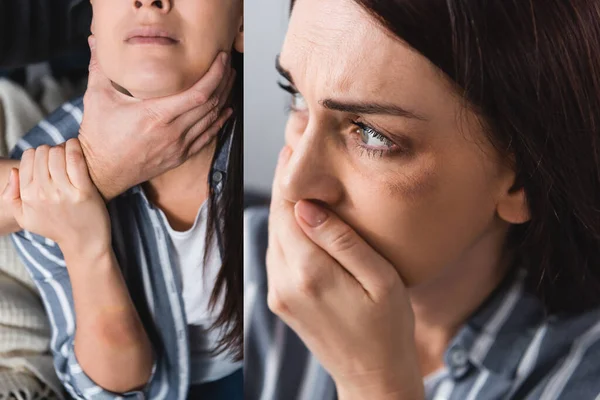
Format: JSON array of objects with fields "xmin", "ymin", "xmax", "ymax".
[{"xmin": 159, "ymin": 201, "xmax": 242, "ymax": 384}]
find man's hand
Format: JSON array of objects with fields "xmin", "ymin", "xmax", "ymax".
[{"xmin": 79, "ymin": 36, "xmax": 235, "ymax": 201}]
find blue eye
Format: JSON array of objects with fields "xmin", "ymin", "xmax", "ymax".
[{"xmin": 353, "ymin": 122, "xmax": 394, "ymax": 149}]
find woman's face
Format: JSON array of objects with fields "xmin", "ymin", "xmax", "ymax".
[
  {"xmin": 91, "ymin": 0, "xmax": 243, "ymax": 99},
  {"xmin": 278, "ymin": 0, "xmax": 528, "ymax": 287}
]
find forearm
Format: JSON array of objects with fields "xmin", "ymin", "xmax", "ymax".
[
  {"xmin": 0, "ymin": 159, "xmax": 20, "ymax": 235},
  {"xmin": 64, "ymin": 246, "xmax": 154, "ymax": 393}
]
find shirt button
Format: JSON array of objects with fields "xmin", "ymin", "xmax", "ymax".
[
  {"xmin": 449, "ymin": 348, "xmax": 468, "ymax": 368},
  {"xmin": 213, "ymin": 171, "xmax": 223, "ymax": 183}
]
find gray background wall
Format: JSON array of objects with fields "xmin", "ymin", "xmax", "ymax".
[{"xmin": 244, "ymin": 0, "xmax": 291, "ymax": 194}]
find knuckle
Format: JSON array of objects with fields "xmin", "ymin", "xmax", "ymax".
[
  {"xmin": 192, "ymin": 90, "xmax": 209, "ymax": 106},
  {"xmin": 209, "ymin": 95, "xmax": 220, "ymax": 109},
  {"xmin": 67, "ymin": 137, "xmax": 80, "ymax": 146},
  {"xmin": 66, "ymin": 150, "xmax": 83, "ymax": 166},
  {"xmin": 328, "ymin": 227, "xmax": 358, "ymax": 254},
  {"xmin": 48, "ymin": 189, "xmax": 61, "ymax": 204},
  {"xmin": 22, "ymin": 148, "xmax": 35, "ymax": 158},
  {"xmin": 173, "ymin": 150, "xmax": 187, "ymax": 166},
  {"xmin": 35, "ymin": 187, "xmax": 47, "ymax": 202},
  {"xmin": 295, "ymin": 267, "xmax": 321, "ymax": 298},
  {"xmin": 374, "ymin": 274, "xmax": 397, "ymax": 297},
  {"xmin": 20, "ymin": 186, "xmax": 33, "ymax": 202},
  {"xmin": 74, "ymin": 190, "xmax": 92, "ymax": 203},
  {"xmin": 49, "ymin": 146, "xmax": 64, "ymax": 157},
  {"xmin": 267, "ymin": 289, "xmax": 289, "ymax": 316}
]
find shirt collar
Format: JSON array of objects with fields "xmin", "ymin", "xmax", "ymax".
[{"xmin": 443, "ymin": 268, "xmax": 546, "ymax": 381}]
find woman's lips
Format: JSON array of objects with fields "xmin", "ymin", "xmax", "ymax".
[
  {"xmin": 126, "ymin": 36, "xmax": 178, "ymax": 45},
  {"xmin": 125, "ymin": 27, "xmax": 179, "ymax": 45}
]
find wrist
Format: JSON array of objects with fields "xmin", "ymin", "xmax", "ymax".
[
  {"xmin": 335, "ymin": 371, "xmax": 424, "ymax": 400},
  {"xmin": 336, "ymin": 383, "xmax": 424, "ymax": 400},
  {"xmin": 78, "ymin": 135, "xmax": 121, "ymax": 202},
  {"xmin": 60, "ymin": 237, "xmax": 112, "ymax": 267}
]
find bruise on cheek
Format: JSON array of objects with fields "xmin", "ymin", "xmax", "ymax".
[{"xmin": 385, "ymin": 154, "xmax": 438, "ymax": 203}]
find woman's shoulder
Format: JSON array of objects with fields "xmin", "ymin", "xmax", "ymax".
[{"xmin": 505, "ymin": 306, "xmax": 600, "ymax": 399}]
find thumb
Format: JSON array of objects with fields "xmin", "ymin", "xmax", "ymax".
[
  {"xmin": 294, "ymin": 200, "xmax": 399, "ymax": 297},
  {"xmin": 1, "ymin": 169, "xmax": 23, "ymax": 223},
  {"xmin": 87, "ymin": 35, "xmax": 112, "ymax": 91},
  {"xmin": 65, "ymin": 139, "xmax": 93, "ymax": 191}
]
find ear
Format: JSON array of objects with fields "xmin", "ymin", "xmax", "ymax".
[
  {"xmin": 496, "ymin": 175, "xmax": 530, "ymax": 224},
  {"xmin": 233, "ymin": 13, "xmax": 244, "ymax": 53}
]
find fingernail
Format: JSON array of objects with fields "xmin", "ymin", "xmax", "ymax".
[
  {"xmin": 296, "ymin": 201, "xmax": 328, "ymax": 227},
  {"xmin": 221, "ymin": 52, "xmax": 229, "ymax": 66}
]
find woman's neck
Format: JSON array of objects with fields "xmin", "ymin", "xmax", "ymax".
[
  {"xmin": 408, "ymin": 221, "xmax": 512, "ymax": 377},
  {"xmin": 143, "ymin": 139, "xmax": 218, "ymax": 231}
]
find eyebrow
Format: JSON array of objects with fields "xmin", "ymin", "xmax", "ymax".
[
  {"xmin": 275, "ymin": 55, "xmax": 427, "ymax": 121},
  {"xmin": 320, "ymin": 99, "xmax": 428, "ymax": 120}
]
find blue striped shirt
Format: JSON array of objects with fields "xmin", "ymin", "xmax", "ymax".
[
  {"xmin": 9, "ymin": 97, "xmax": 234, "ymax": 400},
  {"xmin": 244, "ymin": 207, "xmax": 600, "ymax": 400}
]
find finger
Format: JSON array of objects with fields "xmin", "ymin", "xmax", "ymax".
[
  {"xmin": 1, "ymin": 169, "xmax": 23, "ymax": 223},
  {"xmin": 267, "ymin": 146, "xmax": 321, "ymax": 269},
  {"xmin": 294, "ymin": 200, "xmax": 398, "ymax": 296},
  {"xmin": 265, "ymin": 238, "xmax": 292, "ymax": 315},
  {"xmin": 48, "ymin": 145, "xmax": 71, "ymax": 188},
  {"xmin": 171, "ymin": 67, "xmax": 234, "ymax": 134},
  {"xmin": 87, "ymin": 35, "xmax": 113, "ymax": 91},
  {"xmin": 216, "ymin": 67, "xmax": 236, "ymax": 111},
  {"xmin": 33, "ymin": 145, "xmax": 51, "ymax": 185},
  {"xmin": 184, "ymin": 107, "xmax": 233, "ymax": 156},
  {"xmin": 19, "ymin": 149, "xmax": 35, "ymax": 188},
  {"xmin": 146, "ymin": 52, "xmax": 229, "ymax": 123},
  {"xmin": 65, "ymin": 139, "xmax": 92, "ymax": 190},
  {"xmin": 267, "ymin": 146, "xmax": 293, "ymax": 246}
]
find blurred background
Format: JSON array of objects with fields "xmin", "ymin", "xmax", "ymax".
[{"xmin": 244, "ymin": 0, "xmax": 291, "ymax": 196}]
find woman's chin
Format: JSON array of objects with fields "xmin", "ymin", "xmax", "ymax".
[
  {"xmin": 120, "ymin": 74, "xmax": 197, "ymax": 100},
  {"xmin": 125, "ymin": 82, "xmax": 188, "ymax": 100}
]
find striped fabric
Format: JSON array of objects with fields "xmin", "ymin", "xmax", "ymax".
[
  {"xmin": 244, "ymin": 207, "xmax": 600, "ymax": 400},
  {"xmin": 9, "ymin": 97, "xmax": 233, "ymax": 400}
]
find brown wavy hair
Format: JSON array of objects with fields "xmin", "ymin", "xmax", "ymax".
[{"xmin": 205, "ymin": 48, "xmax": 243, "ymax": 360}]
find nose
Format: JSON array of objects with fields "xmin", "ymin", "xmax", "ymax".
[
  {"xmin": 279, "ymin": 125, "xmax": 344, "ymax": 206},
  {"xmin": 133, "ymin": 0, "xmax": 172, "ymax": 13}
]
